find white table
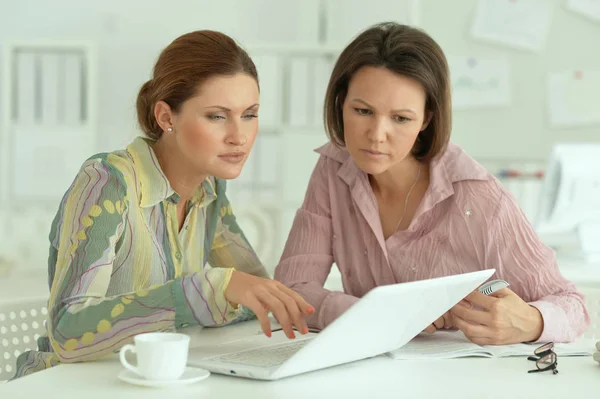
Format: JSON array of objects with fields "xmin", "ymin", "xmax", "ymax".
[{"xmin": 1, "ymin": 321, "xmax": 598, "ymax": 399}]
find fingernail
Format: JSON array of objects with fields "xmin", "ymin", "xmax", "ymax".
[
  {"xmin": 288, "ymin": 332, "xmax": 296, "ymax": 339},
  {"xmin": 307, "ymin": 306, "xmax": 315, "ymax": 314},
  {"xmin": 267, "ymin": 331, "xmax": 272, "ymax": 338},
  {"xmin": 302, "ymin": 327, "xmax": 309, "ymax": 334}
]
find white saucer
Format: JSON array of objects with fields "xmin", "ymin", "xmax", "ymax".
[{"xmin": 118, "ymin": 367, "xmax": 210, "ymax": 388}]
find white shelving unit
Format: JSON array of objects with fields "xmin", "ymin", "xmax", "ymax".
[
  {"xmin": 1, "ymin": 41, "xmax": 97, "ymax": 208},
  {"xmin": 0, "ymin": 41, "xmax": 97, "ymax": 280}
]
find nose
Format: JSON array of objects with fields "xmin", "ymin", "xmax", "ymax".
[
  {"xmin": 225, "ymin": 121, "xmax": 247, "ymax": 146},
  {"xmin": 366, "ymin": 116, "xmax": 387, "ymax": 143}
]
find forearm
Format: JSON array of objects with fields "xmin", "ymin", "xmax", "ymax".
[
  {"xmin": 49, "ymin": 269, "xmax": 239, "ymax": 362},
  {"xmin": 276, "ymin": 256, "xmax": 359, "ymax": 330},
  {"xmin": 528, "ymin": 292, "xmax": 590, "ymax": 343},
  {"xmin": 290, "ymin": 282, "xmax": 360, "ymax": 330}
]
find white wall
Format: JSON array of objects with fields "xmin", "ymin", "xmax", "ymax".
[
  {"xmin": 0, "ymin": 0, "xmax": 321, "ymax": 152},
  {"xmin": 0, "ymin": 0, "xmax": 599, "ymax": 291},
  {"xmin": 420, "ymin": 0, "xmax": 600, "ymax": 161},
  {"xmin": 0, "ymin": 0, "xmax": 324, "ymax": 277},
  {"xmin": 2, "ymin": 0, "xmax": 597, "ymax": 158}
]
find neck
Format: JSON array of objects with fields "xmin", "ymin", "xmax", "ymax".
[
  {"xmin": 370, "ymin": 156, "xmax": 428, "ymax": 200},
  {"xmin": 152, "ymin": 136, "xmax": 208, "ymax": 203}
]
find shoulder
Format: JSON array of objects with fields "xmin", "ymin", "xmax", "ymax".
[
  {"xmin": 72, "ymin": 149, "xmax": 133, "ymax": 199},
  {"xmin": 312, "ymin": 142, "xmax": 350, "ymax": 175},
  {"xmin": 455, "ymin": 178, "xmax": 508, "ymax": 220},
  {"xmin": 54, "ymin": 152, "xmax": 131, "ymax": 232},
  {"xmin": 314, "ymin": 142, "xmax": 350, "ymax": 164},
  {"xmin": 441, "ymin": 143, "xmax": 507, "ymax": 214}
]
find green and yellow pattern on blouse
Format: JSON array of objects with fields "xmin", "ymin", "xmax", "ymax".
[{"xmin": 12, "ymin": 137, "xmax": 268, "ymax": 379}]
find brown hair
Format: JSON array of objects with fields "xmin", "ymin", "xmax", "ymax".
[
  {"xmin": 324, "ymin": 22, "xmax": 451, "ymax": 162},
  {"xmin": 136, "ymin": 30, "xmax": 258, "ymax": 140}
]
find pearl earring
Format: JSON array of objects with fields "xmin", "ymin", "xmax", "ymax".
[{"xmin": 167, "ymin": 127, "xmax": 173, "ymax": 132}]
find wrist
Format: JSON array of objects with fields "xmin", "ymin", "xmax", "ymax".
[
  {"xmin": 224, "ymin": 269, "xmax": 239, "ymax": 307},
  {"xmin": 524, "ymin": 305, "xmax": 544, "ymax": 342}
]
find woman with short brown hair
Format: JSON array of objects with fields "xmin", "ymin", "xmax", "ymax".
[{"xmin": 276, "ymin": 22, "xmax": 588, "ymax": 345}]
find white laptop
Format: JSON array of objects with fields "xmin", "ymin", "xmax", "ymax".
[{"xmin": 187, "ymin": 269, "xmax": 495, "ymax": 380}]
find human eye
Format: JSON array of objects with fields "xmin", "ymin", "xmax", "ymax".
[
  {"xmin": 394, "ymin": 115, "xmax": 411, "ymax": 123},
  {"xmin": 207, "ymin": 114, "xmax": 226, "ymax": 121},
  {"xmin": 354, "ymin": 108, "xmax": 372, "ymax": 116}
]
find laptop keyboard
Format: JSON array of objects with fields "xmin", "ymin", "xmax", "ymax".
[{"xmin": 213, "ymin": 339, "xmax": 312, "ymax": 368}]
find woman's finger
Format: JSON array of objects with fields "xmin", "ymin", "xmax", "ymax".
[
  {"xmin": 269, "ymin": 287, "xmax": 309, "ymax": 335},
  {"xmin": 464, "ymin": 290, "xmax": 498, "ymax": 310},
  {"xmin": 424, "ymin": 324, "xmax": 437, "ymax": 334},
  {"xmin": 450, "ymin": 301, "xmax": 492, "ymax": 326},
  {"xmin": 277, "ymin": 283, "xmax": 315, "ymax": 315},
  {"xmin": 243, "ymin": 295, "xmax": 272, "ymax": 337},
  {"xmin": 258, "ymin": 290, "xmax": 295, "ymax": 339},
  {"xmin": 442, "ymin": 312, "xmax": 453, "ymax": 329},
  {"xmin": 453, "ymin": 313, "xmax": 493, "ymax": 341},
  {"xmin": 433, "ymin": 316, "xmax": 445, "ymax": 329}
]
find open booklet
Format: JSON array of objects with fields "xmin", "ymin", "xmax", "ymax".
[{"xmin": 387, "ymin": 330, "xmax": 595, "ymax": 360}]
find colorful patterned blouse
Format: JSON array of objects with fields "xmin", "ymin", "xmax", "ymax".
[{"xmin": 12, "ymin": 137, "xmax": 268, "ymax": 379}]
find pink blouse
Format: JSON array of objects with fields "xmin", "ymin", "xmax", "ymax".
[{"xmin": 275, "ymin": 142, "xmax": 589, "ymax": 343}]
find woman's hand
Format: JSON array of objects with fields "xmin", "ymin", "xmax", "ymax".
[
  {"xmin": 450, "ymin": 288, "xmax": 544, "ymax": 345},
  {"xmin": 225, "ymin": 271, "xmax": 314, "ymax": 339},
  {"xmin": 423, "ymin": 311, "xmax": 454, "ymax": 334}
]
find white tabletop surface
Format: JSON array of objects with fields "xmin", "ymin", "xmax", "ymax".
[{"xmin": 1, "ymin": 320, "xmax": 599, "ymax": 399}]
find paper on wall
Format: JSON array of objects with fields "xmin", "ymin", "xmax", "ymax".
[
  {"xmin": 324, "ymin": 0, "xmax": 419, "ymax": 46},
  {"xmin": 449, "ymin": 56, "xmax": 511, "ymax": 109},
  {"xmin": 566, "ymin": 0, "xmax": 600, "ymax": 22},
  {"xmin": 471, "ymin": 0, "xmax": 554, "ymax": 53},
  {"xmin": 547, "ymin": 70, "xmax": 600, "ymax": 128}
]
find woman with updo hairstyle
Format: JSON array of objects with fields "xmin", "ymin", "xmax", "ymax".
[{"xmin": 12, "ymin": 30, "xmax": 313, "ymax": 379}]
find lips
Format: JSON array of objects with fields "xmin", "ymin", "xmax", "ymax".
[
  {"xmin": 218, "ymin": 152, "xmax": 246, "ymax": 164},
  {"xmin": 219, "ymin": 152, "xmax": 245, "ymax": 157},
  {"xmin": 361, "ymin": 148, "xmax": 388, "ymax": 156}
]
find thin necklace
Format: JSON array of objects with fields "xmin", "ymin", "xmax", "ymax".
[{"xmin": 394, "ymin": 163, "xmax": 422, "ymax": 231}]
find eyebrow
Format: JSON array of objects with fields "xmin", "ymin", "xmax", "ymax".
[
  {"xmin": 350, "ymin": 98, "xmax": 417, "ymax": 116},
  {"xmin": 204, "ymin": 104, "xmax": 259, "ymax": 112}
]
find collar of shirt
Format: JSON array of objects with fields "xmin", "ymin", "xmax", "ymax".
[
  {"xmin": 314, "ymin": 141, "xmax": 492, "ymax": 256},
  {"xmin": 126, "ymin": 136, "xmax": 218, "ymax": 208},
  {"xmin": 315, "ymin": 141, "xmax": 491, "ymax": 203}
]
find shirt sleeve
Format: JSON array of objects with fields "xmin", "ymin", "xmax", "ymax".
[
  {"xmin": 208, "ymin": 192, "xmax": 270, "ymax": 279},
  {"xmin": 275, "ymin": 156, "xmax": 359, "ymax": 330},
  {"xmin": 47, "ymin": 159, "xmax": 239, "ymax": 364},
  {"xmin": 485, "ymin": 189, "xmax": 590, "ymax": 343}
]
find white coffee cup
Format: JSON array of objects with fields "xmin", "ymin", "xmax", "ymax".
[{"xmin": 119, "ymin": 332, "xmax": 190, "ymax": 381}]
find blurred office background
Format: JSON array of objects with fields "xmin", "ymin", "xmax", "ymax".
[{"xmin": 0, "ymin": 0, "xmax": 599, "ymax": 302}]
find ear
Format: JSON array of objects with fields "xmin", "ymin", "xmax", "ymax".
[
  {"xmin": 420, "ymin": 111, "xmax": 433, "ymax": 132},
  {"xmin": 154, "ymin": 101, "xmax": 175, "ymax": 133}
]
